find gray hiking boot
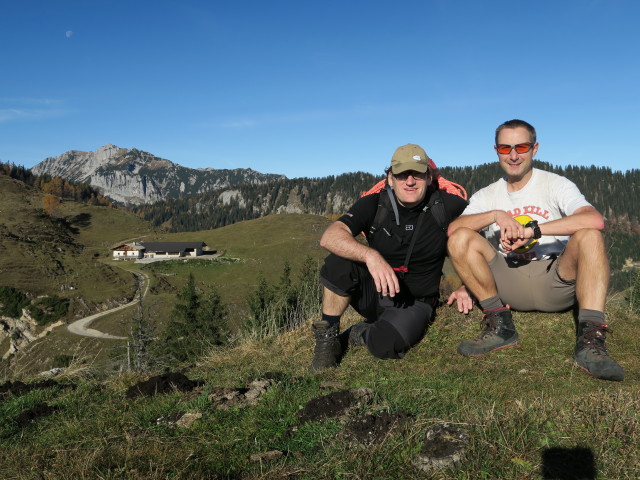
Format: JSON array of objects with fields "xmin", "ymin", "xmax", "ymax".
[
  {"xmin": 457, "ymin": 307, "xmax": 519, "ymax": 357},
  {"xmin": 311, "ymin": 320, "xmax": 342, "ymax": 371},
  {"xmin": 341, "ymin": 322, "xmax": 369, "ymax": 347},
  {"xmin": 574, "ymin": 321, "xmax": 624, "ymax": 381}
]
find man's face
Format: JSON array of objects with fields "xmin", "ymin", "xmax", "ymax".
[
  {"xmin": 495, "ymin": 126, "xmax": 539, "ymax": 182},
  {"xmin": 387, "ymin": 170, "xmax": 431, "ymax": 208}
]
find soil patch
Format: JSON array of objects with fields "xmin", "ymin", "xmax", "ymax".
[
  {"xmin": 413, "ymin": 422, "xmax": 469, "ymax": 474},
  {"xmin": 0, "ymin": 379, "xmax": 75, "ymax": 401},
  {"xmin": 14, "ymin": 403, "xmax": 60, "ymax": 428},
  {"xmin": 298, "ymin": 388, "xmax": 373, "ymax": 423},
  {"xmin": 342, "ymin": 412, "xmax": 411, "ymax": 446},
  {"xmin": 125, "ymin": 372, "xmax": 203, "ymax": 399}
]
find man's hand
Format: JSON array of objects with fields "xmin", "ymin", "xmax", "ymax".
[
  {"xmin": 495, "ymin": 210, "xmax": 525, "ymax": 244},
  {"xmin": 446, "ymin": 285, "xmax": 474, "ymax": 314},
  {"xmin": 501, "ymin": 236, "xmax": 532, "ymax": 253},
  {"xmin": 364, "ymin": 249, "xmax": 400, "ymax": 297}
]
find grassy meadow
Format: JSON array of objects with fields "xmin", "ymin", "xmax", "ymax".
[
  {"xmin": 0, "ymin": 294, "xmax": 638, "ymax": 479},
  {"xmin": 2, "ymin": 184, "xmax": 333, "ymax": 375}
]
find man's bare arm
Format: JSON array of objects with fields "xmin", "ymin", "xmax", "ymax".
[
  {"xmin": 535, "ymin": 206, "xmax": 604, "ymax": 236},
  {"xmin": 448, "ymin": 210, "xmax": 524, "ymax": 240},
  {"xmin": 498, "ymin": 206, "xmax": 604, "ymax": 253},
  {"xmin": 320, "ymin": 221, "xmax": 400, "ymax": 297}
]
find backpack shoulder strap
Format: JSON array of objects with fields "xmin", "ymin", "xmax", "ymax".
[
  {"xmin": 425, "ymin": 189, "xmax": 449, "ymax": 232},
  {"xmin": 398, "ymin": 190, "xmax": 448, "ymax": 274},
  {"xmin": 368, "ymin": 186, "xmax": 399, "ymax": 238}
]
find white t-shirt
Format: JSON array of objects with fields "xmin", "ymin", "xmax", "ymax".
[{"xmin": 463, "ymin": 168, "xmax": 592, "ymax": 260}]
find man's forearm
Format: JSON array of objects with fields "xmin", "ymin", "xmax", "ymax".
[
  {"xmin": 448, "ymin": 210, "xmax": 498, "ymax": 236},
  {"xmin": 320, "ymin": 221, "xmax": 376, "ymax": 263},
  {"xmin": 536, "ymin": 208, "xmax": 604, "ymax": 236}
]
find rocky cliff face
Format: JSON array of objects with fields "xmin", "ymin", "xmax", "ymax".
[{"xmin": 30, "ymin": 145, "xmax": 285, "ymax": 205}]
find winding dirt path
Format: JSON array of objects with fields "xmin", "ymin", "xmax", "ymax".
[{"xmin": 67, "ymin": 271, "xmax": 149, "ymax": 339}]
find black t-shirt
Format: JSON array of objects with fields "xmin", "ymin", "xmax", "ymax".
[{"xmin": 337, "ymin": 189, "xmax": 468, "ymax": 298}]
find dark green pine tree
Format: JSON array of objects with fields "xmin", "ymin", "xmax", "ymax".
[{"xmin": 163, "ymin": 273, "xmax": 227, "ymax": 363}]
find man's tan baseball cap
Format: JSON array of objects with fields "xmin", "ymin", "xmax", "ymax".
[{"xmin": 391, "ymin": 144, "xmax": 430, "ymax": 174}]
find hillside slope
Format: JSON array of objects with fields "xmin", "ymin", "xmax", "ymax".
[
  {"xmin": 0, "ymin": 174, "xmax": 150, "ymax": 303},
  {"xmin": 0, "ymin": 297, "xmax": 637, "ymax": 478}
]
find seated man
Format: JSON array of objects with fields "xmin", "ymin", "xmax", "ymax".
[
  {"xmin": 447, "ymin": 119, "xmax": 624, "ymax": 381},
  {"xmin": 311, "ymin": 144, "xmax": 469, "ymax": 370}
]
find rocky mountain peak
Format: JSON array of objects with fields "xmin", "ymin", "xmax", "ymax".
[{"xmin": 30, "ymin": 145, "xmax": 285, "ymax": 206}]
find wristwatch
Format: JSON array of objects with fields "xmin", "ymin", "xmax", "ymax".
[{"xmin": 525, "ymin": 220, "xmax": 542, "ymax": 239}]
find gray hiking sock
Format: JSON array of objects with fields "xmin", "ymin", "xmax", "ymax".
[
  {"xmin": 479, "ymin": 296, "xmax": 504, "ymax": 312},
  {"xmin": 577, "ymin": 309, "xmax": 605, "ymax": 325}
]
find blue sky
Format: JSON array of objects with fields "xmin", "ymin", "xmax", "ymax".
[{"xmin": 1, "ymin": 0, "xmax": 638, "ymax": 179}]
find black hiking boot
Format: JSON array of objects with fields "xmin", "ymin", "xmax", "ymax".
[
  {"xmin": 340, "ymin": 322, "xmax": 369, "ymax": 348},
  {"xmin": 574, "ymin": 321, "xmax": 624, "ymax": 381},
  {"xmin": 311, "ymin": 320, "xmax": 342, "ymax": 371},
  {"xmin": 457, "ymin": 307, "xmax": 519, "ymax": 357}
]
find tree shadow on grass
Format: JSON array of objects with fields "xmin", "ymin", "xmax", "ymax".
[
  {"xmin": 542, "ymin": 446, "xmax": 596, "ymax": 480},
  {"xmin": 69, "ymin": 212, "xmax": 92, "ymax": 228}
]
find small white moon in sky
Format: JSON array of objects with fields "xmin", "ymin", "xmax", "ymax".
[{"xmin": 65, "ymin": 30, "xmax": 73, "ymax": 38}]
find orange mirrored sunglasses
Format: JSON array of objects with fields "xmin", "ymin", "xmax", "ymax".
[{"xmin": 496, "ymin": 143, "xmax": 535, "ymax": 154}]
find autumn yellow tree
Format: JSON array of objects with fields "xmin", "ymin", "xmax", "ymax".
[{"xmin": 43, "ymin": 194, "xmax": 61, "ymax": 217}]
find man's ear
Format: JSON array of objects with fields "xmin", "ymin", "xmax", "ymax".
[{"xmin": 387, "ymin": 171, "xmax": 395, "ymax": 188}]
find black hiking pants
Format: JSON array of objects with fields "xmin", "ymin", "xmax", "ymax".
[{"xmin": 320, "ymin": 253, "xmax": 436, "ymax": 359}]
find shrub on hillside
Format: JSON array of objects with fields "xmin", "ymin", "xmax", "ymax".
[
  {"xmin": 0, "ymin": 286, "xmax": 31, "ymax": 318},
  {"xmin": 245, "ymin": 257, "xmax": 322, "ymax": 338},
  {"xmin": 52, "ymin": 354, "xmax": 73, "ymax": 368},
  {"xmin": 28, "ymin": 295, "xmax": 69, "ymax": 326},
  {"xmin": 163, "ymin": 273, "xmax": 228, "ymax": 363}
]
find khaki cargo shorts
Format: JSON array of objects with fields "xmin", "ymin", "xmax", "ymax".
[{"xmin": 488, "ymin": 253, "xmax": 576, "ymax": 312}]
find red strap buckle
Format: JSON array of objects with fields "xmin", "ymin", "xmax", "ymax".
[{"xmin": 393, "ymin": 266, "xmax": 409, "ymax": 273}]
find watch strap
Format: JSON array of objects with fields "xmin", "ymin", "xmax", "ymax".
[{"xmin": 525, "ymin": 220, "xmax": 541, "ymax": 239}]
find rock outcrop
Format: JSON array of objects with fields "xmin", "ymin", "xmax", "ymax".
[{"xmin": 31, "ymin": 145, "xmax": 285, "ymax": 205}]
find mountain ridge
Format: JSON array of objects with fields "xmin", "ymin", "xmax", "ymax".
[{"xmin": 30, "ymin": 144, "xmax": 285, "ymax": 205}]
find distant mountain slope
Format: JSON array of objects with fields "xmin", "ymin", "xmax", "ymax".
[
  {"xmin": 0, "ymin": 173, "xmax": 153, "ymax": 308},
  {"xmin": 132, "ymin": 172, "xmax": 383, "ymax": 232},
  {"xmin": 30, "ymin": 144, "xmax": 285, "ymax": 205}
]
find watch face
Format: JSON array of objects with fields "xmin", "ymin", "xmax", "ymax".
[{"xmin": 513, "ymin": 215, "xmax": 538, "ymax": 253}]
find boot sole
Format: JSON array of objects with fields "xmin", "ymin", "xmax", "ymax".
[
  {"xmin": 573, "ymin": 362, "xmax": 624, "ymax": 382},
  {"xmin": 462, "ymin": 340, "xmax": 520, "ymax": 358}
]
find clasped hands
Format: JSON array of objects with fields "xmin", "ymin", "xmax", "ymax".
[{"xmin": 495, "ymin": 210, "xmax": 534, "ymax": 253}]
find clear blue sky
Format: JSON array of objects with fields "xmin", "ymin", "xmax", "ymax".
[{"xmin": 1, "ymin": 0, "xmax": 638, "ymax": 179}]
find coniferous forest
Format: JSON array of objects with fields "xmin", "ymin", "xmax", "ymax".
[
  {"xmin": 129, "ymin": 161, "xmax": 640, "ymax": 276},
  {"xmin": 2, "ymin": 159, "xmax": 638, "ymax": 288}
]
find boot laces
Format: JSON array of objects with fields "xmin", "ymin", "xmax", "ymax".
[
  {"xmin": 582, "ymin": 323, "xmax": 612, "ymax": 356},
  {"xmin": 478, "ymin": 312, "xmax": 499, "ymax": 339}
]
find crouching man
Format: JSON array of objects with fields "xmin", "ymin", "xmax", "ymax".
[{"xmin": 311, "ymin": 144, "xmax": 470, "ymax": 370}]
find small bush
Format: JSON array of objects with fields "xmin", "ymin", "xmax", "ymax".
[
  {"xmin": 0, "ymin": 286, "xmax": 31, "ymax": 318},
  {"xmin": 245, "ymin": 256, "xmax": 322, "ymax": 338},
  {"xmin": 28, "ymin": 295, "xmax": 69, "ymax": 326},
  {"xmin": 52, "ymin": 354, "xmax": 73, "ymax": 368}
]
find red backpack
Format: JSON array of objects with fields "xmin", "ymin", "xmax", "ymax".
[{"xmin": 360, "ymin": 158, "xmax": 467, "ymax": 200}]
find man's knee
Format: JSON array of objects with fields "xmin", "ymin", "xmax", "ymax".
[
  {"xmin": 570, "ymin": 228, "xmax": 605, "ymax": 250},
  {"xmin": 447, "ymin": 228, "xmax": 492, "ymax": 260},
  {"xmin": 319, "ymin": 254, "xmax": 359, "ymax": 296},
  {"xmin": 366, "ymin": 319, "xmax": 423, "ymax": 359},
  {"xmin": 366, "ymin": 302, "xmax": 432, "ymax": 359},
  {"xmin": 447, "ymin": 227, "xmax": 478, "ymax": 256},
  {"xmin": 565, "ymin": 228, "xmax": 608, "ymax": 266}
]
